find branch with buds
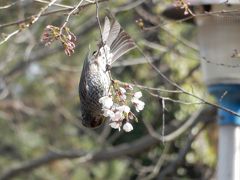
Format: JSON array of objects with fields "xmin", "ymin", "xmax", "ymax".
[
  {"xmin": 41, "ymin": 25, "xmax": 76, "ymax": 56},
  {"xmin": 174, "ymin": 0, "xmax": 194, "ymax": 16}
]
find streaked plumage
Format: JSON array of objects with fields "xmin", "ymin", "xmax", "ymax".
[{"xmin": 79, "ymin": 16, "xmax": 135, "ymax": 128}]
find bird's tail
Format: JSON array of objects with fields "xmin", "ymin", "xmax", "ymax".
[{"xmin": 101, "ymin": 16, "xmax": 135, "ymax": 64}]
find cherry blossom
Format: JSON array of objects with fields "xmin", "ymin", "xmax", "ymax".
[
  {"xmin": 41, "ymin": 25, "xmax": 76, "ymax": 56},
  {"xmin": 123, "ymin": 122, "xmax": 133, "ymax": 132},
  {"xmin": 116, "ymin": 105, "xmax": 130, "ymax": 114},
  {"xmin": 103, "ymin": 109, "xmax": 115, "ymax": 118},
  {"xmin": 134, "ymin": 91, "xmax": 142, "ymax": 98},
  {"xmin": 132, "ymin": 91, "xmax": 145, "ymax": 112},
  {"xmin": 124, "ymin": 84, "xmax": 133, "ymax": 90},
  {"xmin": 99, "ymin": 96, "xmax": 113, "ymax": 109},
  {"xmin": 109, "ymin": 121, "xmax": 122, "ymax": 130},
  {"xmin": 99, "ymin": 84, "xmax": 145, "ymax": 132},
  {"xmin": 119, "ymin": 87, "xmax": 127, "ymax": 101}
]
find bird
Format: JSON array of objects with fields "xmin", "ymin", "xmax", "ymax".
[{"xmin": 79, "ymin": 16, "xmax": 135, "ymax": 128}]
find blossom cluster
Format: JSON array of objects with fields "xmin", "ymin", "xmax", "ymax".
[
  {"xmin": 99, "ymin": 84, "xmax": 145, "ymax": 132},
  {"xmin": 41, "ymin": 25, "xmax": 76, "ymax": 56},
  {"xmin": 174, "ymin": 0, "xmax": 191, "ymax": 15}
]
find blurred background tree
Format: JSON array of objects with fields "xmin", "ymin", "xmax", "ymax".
[{"xmin": 0, "ymin": 0, "xmax": 218, "ymax": 179}]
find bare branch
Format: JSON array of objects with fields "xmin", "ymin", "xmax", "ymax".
[
  {"xmin": 34, "ymin": 0, "xmax": 73, "ymax": 8},
  {"xmin": 0, "ymin": 0, "xmax": 108, "ymax": 29},
  {"xmin": 0, "ymin": 1, "xmax": 17, "ymax": 9},
  {"xmin": 0, "ymin": 108, "xmax": 213, "ymax": 179},
  {"xmin": 157, "ymin": 123, "xmax": 208, "ymax": 179}
]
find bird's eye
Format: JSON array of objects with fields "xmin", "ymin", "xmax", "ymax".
[{"xmin": 92, "ymin": 51, "xmax": 97, "ymax": 55}]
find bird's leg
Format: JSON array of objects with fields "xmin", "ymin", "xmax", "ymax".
[
  {"xmin": 106, "ymin": 65, "xmax": 114, "ymax": 94},
  {"xmin": 106, "ymin": 64, "xmax": 111, "ymax": 71}
]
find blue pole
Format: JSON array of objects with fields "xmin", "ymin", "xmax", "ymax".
[
  {"xmin": 208, "ymin": 84, "xmax": 240, "ymax": 126},
  {"xmin": 208, "ymin": 84, "xmax": 240, "ymax": 180}
]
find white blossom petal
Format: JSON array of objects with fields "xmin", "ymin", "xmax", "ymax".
[
  {"xmin": 109, "ymin": 122, "xmax": 121, "ymax": 129},
  {"xmin": 131, "ymin": 97, "xmax": 138, "ymax": 104},
  {"xmin": 125, "ymin": 84, "xmax": 133, "ymax": 90},
  {"xmin": 103, "ymin": 109, "xmax": 115, "ymax": 118},
  {"xmin": 131, "ymin": 98, "xmax": 145, "ymax": 112},
  {"xmin": 134, "ymin": 91, "xmax": 142, "ymax": 98},
  {"xmin": 123, "ymin": 122, "xmax": 133, "ymax": 132},
  {"xmin": 120, "ymin": 94, "xmax": 127, "ymax": 101},
  {"xmin": 99, "ymin": 96, "xmax": 113, "ymax": 109},
  {"xmin": 113, "ymin": 111, "xmax": 124, "ymax": 121},
  {"xmin": 119, "ymin": 87, "xmax": 126, "ymax": 94},
  {"xmin": 117, "ymin": 105, "xmax": 130, "ymax": 114},
  {"xmin": 136, "ymin": 100, "xmax": 145, "ymax": 112}
]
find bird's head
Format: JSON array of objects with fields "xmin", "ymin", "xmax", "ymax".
[{"xmin": 81, "ymin": 111, "xmax": 104, "ymax": 128}]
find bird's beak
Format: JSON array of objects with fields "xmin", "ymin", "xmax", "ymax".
[{"xmin": 87, "ymin": 45, "xmax": 92, "ymax": 59}]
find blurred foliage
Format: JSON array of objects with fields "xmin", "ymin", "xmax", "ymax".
[{"xmin": 0, "ymin": 0, "xmax": 217, "ymax": 179}]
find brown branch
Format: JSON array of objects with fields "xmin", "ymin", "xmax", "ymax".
[
  {"xmin": 0, "ymin": 0, "xmax": 108, "ymax": 29},
  {"xmin": 3, "ymin": 14, "xmax": 99, "ymax": 79},
  {"xmin": 157, "ymin": 123, "xmax": 208, "ymax": 179},
  {"xmin": 0, "ymin": 108, "xmax": 213, "ymax": 180},
  {"xmin": 135, "ymin": 44, "xmax": 240, "ymax": 118}
]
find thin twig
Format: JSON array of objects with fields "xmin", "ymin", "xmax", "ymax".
[
  {"xmin": 34, "ymin": 0, "xmax": 73, "ymax": 8},
  {"xmin": 0, "ymin": 107, "xmax": 212, "ymax": 180},
  {"xmin": 112, "ymin": 0, "xmax": 147, "ymax": 13},
  {"xmin": 0, "ymin": 0, "xmax": 59, "ymax": 45},
  {"xmin": 143, "ymin": 107, "xmax": 204, "ymax": 142},
  {"xmin": 161, "ymin": 99, "xmax": 166, "ymax": 143},
  {"xmin": 0, "ymin": 1, "xmax": 17, "ymax": 9},
  {"xmin": 135, "ymin": 45, "xmax": 240, "ymax": 118},
  {"xmin": 115, "ymin": 80, "xmax": 182, "ymax": 93},
  {"xmin": 60, "ymin": 0, "xmax": 85, "ymax": 33},
  {"xmin": 0, "ymin": 30, "xmax": 20, "ymax": 45},
  {"xmin": 0, "ymin": 0, "xmax": 108, "ymax": 29},
  {"xmin": 157, "ymin": 123, "xmax": 208, "ymax": 179}
]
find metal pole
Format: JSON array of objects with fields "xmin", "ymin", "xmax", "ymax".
[
  {"xmin": 209, "ymin": 84, "xmax": 240, "ymax": 180},
  {"xmin": 218, "ymin": 125, "xmax": 240, "ymax": 180}
]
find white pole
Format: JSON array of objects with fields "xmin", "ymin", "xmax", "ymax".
[{"xmin": 218, "ymin": 125, "xmax": 240, "ymax": 180}]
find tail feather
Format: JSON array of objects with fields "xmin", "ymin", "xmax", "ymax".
[
  {"xmin": 110, "ymin": 30, "xmax": 135, "ymax": 63},
  {"xmin": 112, "ymin": 42, "xmax": 135, "ymax": 63},
  {"xmin": 101, "ymin": 16, "xmax": 135, "ymax": 63},
  {"xmin": 111, "ymin": 31, "xmax": 131, "ymax": 52},
  {"xmin": 102, "ymin": 16, "xmax": 111, "ymax": 43},
  {"xmin": 106, "ymin": 20, "xmax": 121, "ymax": 47}
]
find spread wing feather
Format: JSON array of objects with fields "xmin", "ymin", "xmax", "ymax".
[
  {"xmin": 106, "ymin": 20, "xmax": 121, "ymax": 47},
  {"xmin": 102, "ymin": 16, "xmax": 135, "ymax": 64},
  {"xmin": 102, "ymin": 16, "xmax": 111, "ymax": 43}
]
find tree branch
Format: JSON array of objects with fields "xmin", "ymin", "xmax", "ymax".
[{"xmin": 0, "ymin": 108, "xmax": 213, "ymax": 180}]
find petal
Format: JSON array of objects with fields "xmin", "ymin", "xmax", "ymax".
[
  {"xmin": 134, "ymin": 91, "xmax": 142, "ymax": 98},
  {"xmin": 123, "ymin": 105, "xmax": 130, "ymax": 113},
  {"xmin": 99, "ymin": 96, "xmax": 113, "ymax": 109},
  {"xmin": 113, "ymin": 111, "xmax": 124, "ymax": 121},
  {"xmin": 120, "ymin": 94, "xmax": 127, "ymax": 101},
  {"xmin": 103, "ymin": 109, "xmax": 115, "ymax": 118},
  {"xmin": 123, "ymin": 122, "xmax": 133, "ymax": 132},
  {"xmin": 119, "ymin": 87, "xmax": 126, "ymax": 94},
  {"xmin": 131, "ymin": 97, "xmax": 138, "ymax": 104},
  {"xmin": 125, "ymin": 84, "xmax": 133, "ymax": 90},
  {"xmin": 136, "ymin": 100, "xmax": 145, "ymax": 112},
  {"xmin": 116, "ymin": 105, "xmax": 130, "ymax": 113},
  {"xmin": 109, "ymin": 122, "xmax": 120, "ymax": 129}
]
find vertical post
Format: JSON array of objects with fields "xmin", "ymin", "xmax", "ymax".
[
  {"xmin": 218, "ymin": 125, "xmax": 240, "ymax": 180},
  {"xmin": 209, "ymin": 84, "xmax": 240, "ymax": 180}
]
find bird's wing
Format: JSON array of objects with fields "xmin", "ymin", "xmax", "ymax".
[
  {"xmin": 102, "ymin": 16, "xmax": 111, "ymax": 43},
  {"xmin": 106, "ymin": 19, "xmax": 121, "ymax": 47},
  {"xmin": 110, "ymin": 30, "xmax": 135, "ymax": 63}
]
